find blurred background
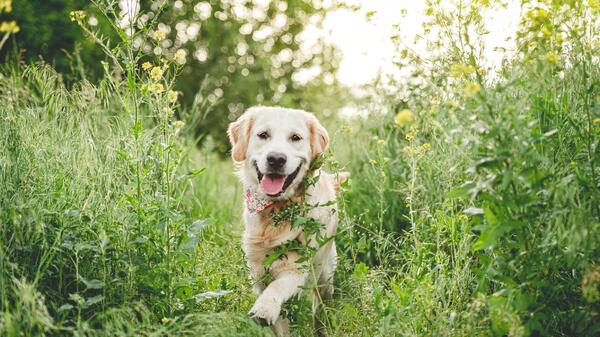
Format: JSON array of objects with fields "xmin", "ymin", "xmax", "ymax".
[
  {"xmin": 6, "ymin": 0, "xmax": 343, "ymax": 153},
  {"xmin": 3, "ymin": 0, "xmax": 519, "ymax": 151},
  {"xmin": 1, "ymin": 1, "xmax": 599, "ymax": 336}
]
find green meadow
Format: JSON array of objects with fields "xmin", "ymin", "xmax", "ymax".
[{"xmin": 0, "ymin": 1, "xmax": 599, "ymax": 336}]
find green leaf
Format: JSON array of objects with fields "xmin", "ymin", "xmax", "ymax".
[
  {"xmin": 85, "ymin": 295, "xmax": 104, "ymax": 306},
  {"xmin": 483, "ymin": 205, "xmax": 499, "ymax": 226},
  {"xmin": 501, "ymin": 170, "xmax": 513, "ymax": 190},
  {"xmin": 193, "ymin": 290, "xmax": 233, "ymax": 302},
  {"xmin": 179, "ymin": 219, "xmax": 208, "ymax": 252},
  {"xmin": 542, "ymin": 129, "xmax": 558, "ymax": 138},
  {"xmin": 292, "ymin": 216, "xmax": 310, "ymax": 228},
  {"xmin": 187, "ymin": 168, "xmax": 206, "ymax": 177},
  {"xmin": 116, "ymin": 149, "xmax": 131, "ymax": 161},
  {"xmin": 446, "ymin": 182, "xmax": 476, "ymax": 199},
  {"xmin": 353, "ymin": 262, "xmax": 369, "ymax": 279},
  {"xmin": 57, "ymin": 304, "xmax": 73, "ymax": 312},
  {"xmin": 262, "ymin": 251, "xmax": 283, "ymax": 268},
  {"xmin": 472, "ymin": 225, "xmax": 508, "ymax": 251},
  {"xmin": 81, "ymin": 278, "xmax": 104, "ymax": 290},
  {"xmin": 464, "ymin": 207, "xmax": 484, "ymax": 216}
]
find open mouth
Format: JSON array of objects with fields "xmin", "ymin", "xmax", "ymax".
[{"xmin": 254, "ymin": 162, "xmax": 302, "ymax": 197}]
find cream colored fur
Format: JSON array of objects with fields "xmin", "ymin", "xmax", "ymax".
[{"xmin": 228, "ymin": 106, "xmax": 346, "ymax": 336}]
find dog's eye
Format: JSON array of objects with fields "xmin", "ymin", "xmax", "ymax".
[
  {"xmin": 290, "ymin": 134, "xmax": 302, "ymax": 142},
  {"xmin": 257, "ymin": 131, "xmax": 269, "ymax": 140}
]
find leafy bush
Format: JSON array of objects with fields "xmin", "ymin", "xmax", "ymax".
[{"xmin": 334, "ymin": 1, "xmax": 600, "ymax": 335}]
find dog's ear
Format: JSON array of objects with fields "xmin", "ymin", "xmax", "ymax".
[
  {"xmin": 308, "ymin": 115, "xmax": 329, "ymax": 159},
  {"xmin": 227, "ymin": 113, "xmax": 253, "ymax": 162}
]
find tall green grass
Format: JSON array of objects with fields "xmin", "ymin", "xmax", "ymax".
[{"xmin": 1, "ymin": 1, "xmax": 599, "ymax": 336}]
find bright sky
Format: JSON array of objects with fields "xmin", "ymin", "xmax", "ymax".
[{"xmin": 321, "ymin": 0, "xmax": 522, "ymax": 86}]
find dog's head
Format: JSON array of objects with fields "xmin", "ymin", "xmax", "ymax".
[{"xmin": 227, "ymin": 106, "xmax": 329, "ymax": 200}]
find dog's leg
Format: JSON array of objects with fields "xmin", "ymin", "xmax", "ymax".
[
  {"xmin": 271, "ymin": 316, "xmax": 291, "ymax": 337},
  {"xmin": 318, "ymin": 247, "xmax": 336, "ymax": 300},
  {"xmin": 248, "ymin": 260, "xmax": 266, "ymax": 295},
  {"xmin": 249, "ymin": 270, "xmax": 305, "ymax": 325}
]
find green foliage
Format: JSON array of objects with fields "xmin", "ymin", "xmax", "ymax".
[
  {"xmin": 4, "ymin": 0, "xmax": 105, "ymax": 78},
  {"xmin": 333, "ymin": 0, "xmax": 600, "ymax": 336},
  {"xmin": 152, "ymin": 0, "xmax": 340, "ymax": 152},
  {"xmin": 3, "ymin": 0, "xmax": 341, "ymax": 151}
]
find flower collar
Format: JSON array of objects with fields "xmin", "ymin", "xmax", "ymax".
[{"xmin": 245, "ymin": 188, "xmax": 273, "ymax": 214}]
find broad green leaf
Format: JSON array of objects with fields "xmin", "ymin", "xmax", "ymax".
[
  {"xmin": 81, "ymin": 278, "xmax": 104, "ymax": 290},
  {"xmin": 464, "ymin": 207, "xmax": 484, "ymax": 216},
  {"xmin": 193, "ymin": 290, "xmax": 233, "ymax": 302},
  {"xmin": 472, "ymin": 225, "xmax": 508, "ymax": 251},
  {"xmin": 483, "ymin": 206, "xmax": 499, "ymax": 226},
  {"xmin": 262, "ymin": 251, "xmax": 283, "ymax": 268},
  {"xmin": 85, "ymin": 295, "xmax": 104, "ymax": 306}
]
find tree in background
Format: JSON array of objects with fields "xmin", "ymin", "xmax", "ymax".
[
  {"xmin": 3, "ymin": 0, "xmax": 342, "ymax": 152},
  {"xmin": 147, "ymin": 0, "xmax": 340, "ymax": 152},
  {"xmin": 4, "ymin": 0, "xmax": 105, "ymax": 79}
]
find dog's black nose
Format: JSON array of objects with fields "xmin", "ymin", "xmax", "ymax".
[{"xmin": 267, "ymin": 152, "xmax": 287, "ymax": 170}]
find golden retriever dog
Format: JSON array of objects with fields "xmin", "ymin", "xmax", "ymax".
[{"xmin": 228, "ymin": 106, "xmax": 347, "ymax": 336}]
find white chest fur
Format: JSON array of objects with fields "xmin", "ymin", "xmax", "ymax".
[{"xmin": 241, "ymin": 172, "xmax": 339, "ymax": 288}]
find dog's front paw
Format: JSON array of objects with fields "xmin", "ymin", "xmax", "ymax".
[{"xmin": 249, "ymin": 296, "xmax": 281, "ymax": 325}]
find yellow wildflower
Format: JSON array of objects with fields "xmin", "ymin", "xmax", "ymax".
[
  {"xmin": 163, "ymin": 106, "xmax": 174, "ymax": 116},
  {"xmin": 369, "ymin": 159, "xmax": 377, "ymax": 165},
  {"xmin": 533, "ymin": 8, "xmax": 549, "ymax": 19},
  {"xmin": 377, "ymin": 139, "xmax": 386, "ymax": 145},
  {"xmin": 402, "ymin": 146, "xmax": 418, "ymax": 156},
  {"xmin": 593, "ymin": 118, "xmax": 600, "ymax": 124},
  {"xmin": 402, "ymin": 143, "xmax": 431, "ymax": 156},
  {"xmin": 0, "ymin": 0, "xmax": 12, "ymax": 13},
  {"xmin": 69, "ymin": 10, "xmax": 86, "ymax": 23},
  {"xmin": 555, "ymin": 32, "xmax": 563, "ymax": 43},
  {"xmin": 173, "ymin": 120, "xmax": 185, "ymax": 129},
  {"xmin": 463, "ymin": 82, "xmax": 481, "ymax": 97},
  {"xmin": 152, "ymin": 30, "xmax": 166, "ymax": 41},
  {"xmin": 394, "ymin": 109, "xmax": 414, "ymax": 127},
  {"xmin": 544, "ymin": 52, "xmax": 560, "ymax": 65},
  {"xmin": 174, "ymin": 49, "xmax": 186, "ymax": 64},
  {"xmin": 150, "ymin": 66, "xmax": 164, "ymax": 81},
  {"xmin": 540, "ymin": 26, "xmax": 551, "ymax": 36},
  {"xmin": 142, "ymin": 62, "xmax": 152, "ymax": 71},
  {"xmin": 150, "ymin": 83, "xmax": 164, "ymax": 94},
  {"xmin": 449, "ymin": 64, "xmax": 476, "ymax": 77},
  {"xmin": 0, "ymin": 20, "xmax": 19, "ymax": 33},
  {"xmin": 167, "ymin": 90, "xmax": 178, "ymax": 103},
  {"xmin": 405, "ymin": 124, "xmax": 418, "ymax": 141}
]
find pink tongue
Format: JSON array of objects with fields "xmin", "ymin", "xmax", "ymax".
[{"xmin": 260, "ymin": 175, "xmax": 286, "ymax": 195}]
